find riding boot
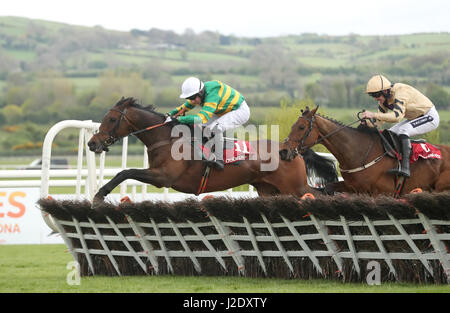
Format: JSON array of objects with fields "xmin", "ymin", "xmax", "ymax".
[
  {"xmin": 388, "ymin": 134, "xmax": 411, "ymax": 177},
  {"xmin": 207, "ymin": 151, "xmax": 225, "ymax": 170},
  {"xmin": 206, "ymin": 127, "xmax": 224, "ymax": 170}
]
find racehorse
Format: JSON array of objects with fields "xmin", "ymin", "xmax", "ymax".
[
  {"xmin": 87, "ymin": 97, "xmax": 338, "ymax": 206},
  {"xmin": 280, "ymin": 106, "xmax": 450, "ymax": 196}
]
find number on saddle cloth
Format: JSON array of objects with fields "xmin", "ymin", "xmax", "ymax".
[
  {"xmin": 410, "ymin": 142, "xmax": 442, "ymax": 162},
  {"xmin": 187, "ymin": 124, "xmax": 254, "ymax": 165},
  {"xmin": 194, "ymin": 138, "xmax": 254, "ymax": 165},
  {"xmin": 224, "ymin": 139, "xmax": 254, "ymax": 164}
]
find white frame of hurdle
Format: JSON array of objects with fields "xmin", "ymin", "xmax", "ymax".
[
  {"xmin": 37, "ymin": 120, "xmax": 256, "ymax": 231},
  {"xmin": 36, "ymin": 120, "xmax": 336, "ymax": 233},
  {"xmin": 50, "ymin": 204, "xmax": 450, "ymax": 282},
  {"xmin": 36, "ymin": 120, "xmax": 449, "ymax": 282}
]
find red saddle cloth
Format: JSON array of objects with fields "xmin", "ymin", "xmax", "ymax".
[
  {"xmin": 409, "ymin": 142, "xmax": 442, "ymax": 163},
  {"xmin": 201, "ymin": 140, "xmax": 255, "ymax": 165}
]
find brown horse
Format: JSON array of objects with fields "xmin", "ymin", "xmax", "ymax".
[
  {"xmin": 87, "ymin": 98, "xmax": 338, "ymax": 206},
  {"xmin": 280, "ymin": 106, "xmax": 450, "ymax": 196}
]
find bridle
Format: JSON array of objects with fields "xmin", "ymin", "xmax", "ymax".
[
  {"xmin": 283, "ymin": 115, "xmax": 316, "ymax": 158},
  {"xmin": 284, "ymin": 113, "xmax": 361, "ymax": 157},
  {"xmin": 284, "ymin": 111, "xmax": 388, "ymax": 174},
  {"xmin": 98, "ymin": 108, "xmax": 130, "ymax": 146},
  {"xmin": 97, "ymin": 107, "xmax": 169, "ymax": 148}
]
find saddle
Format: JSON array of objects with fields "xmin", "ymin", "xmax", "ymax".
[
  {"xmin": 189, "ymin": 124, "xmax": 255, "ymax": 166},
  {"xmin": 380, "ymin": 130, "xmax": 441, "ymax": 163},
  {"xmin": 187, "ymin": 125, "xmax": 255, "ymax": 195},
  {"xmin": 197, "ymin": 137, "xmax": 255, "ymax": 165}
]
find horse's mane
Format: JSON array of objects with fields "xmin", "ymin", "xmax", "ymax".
[
  {"xmin": 316, "ymin": 113, "xmax": 379, "ymax": 136},
  {"xmin": 116, "ymin": 97, "xmax": 166, "ymax": 118}
]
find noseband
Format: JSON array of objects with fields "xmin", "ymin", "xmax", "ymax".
[
  {"xmin": 97, "ymin": 107, "xmax": 169, "ymax": 148},
  {"xmin": 284, "ymin": 113, "xmax": 364, "ymax": 158},
  {"xmin": 284, "ymin": 115, "xmax": 315, "ymax": 157},
  {"xmin": 97, "ymin": 107, "xmax": 133, "ymax": 147}
]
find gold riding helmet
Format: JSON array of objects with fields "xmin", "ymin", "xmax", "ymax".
[{"xmin": 366, "ymin": 74, "xmax": 392, "ymax": 97}]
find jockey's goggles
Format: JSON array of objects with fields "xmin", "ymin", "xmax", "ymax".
[
  {"xmin": 369, "ymin": 91, "xmax": 384, "ymax": 98},
  {"xmin": 186, "ymin": 93, "xmax": 199, "ymax": 101}
]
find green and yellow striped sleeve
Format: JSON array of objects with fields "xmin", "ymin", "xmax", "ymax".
[
  {"xmin": 177, "ymin": 102, "xmax": 218, "ymax": 124},
  {"xmin": 168, "ymin": 100, "xmax": 196, "ymax": 116}
]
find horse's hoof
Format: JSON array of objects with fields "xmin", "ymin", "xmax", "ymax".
[
  {"xmin": 91, "ymin": 196, "xmax": 104, "ymax": 210},
  {"xmin": 324, "ymin": 186, "xmax": 335, "ymax": 195}
]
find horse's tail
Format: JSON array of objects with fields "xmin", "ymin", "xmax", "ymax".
[{"xmin": 302, "ymin": 148, "xmax": 339, "ymax": 187}]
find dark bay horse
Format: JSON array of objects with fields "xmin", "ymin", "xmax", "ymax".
[
  {"xmin": 280, "ymin": 106, "xmax": 450, "ymax": 196},
  {"xmin": 87, "ymin": 98, "xmax": 338, "ymax": 205}
]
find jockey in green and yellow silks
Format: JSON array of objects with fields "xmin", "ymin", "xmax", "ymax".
[{"xmin": 167, "ymin": 77, "xmax": 250, "ymax": 170}]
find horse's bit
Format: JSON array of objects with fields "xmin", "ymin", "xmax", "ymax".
[
  {"xmin": 284, "ymin": 114, "xmax": 362, "ymax": 158},
  {"xmin": 97, "ymin": 107, "xmax": 131, "ymax": 147},
  {"xmin": 97, "ymin": 107, "xmax": 169, "ymax": 150},
  {"xmin": 283, "ymin": 115, "xmax": 315, "ymax": 157}
]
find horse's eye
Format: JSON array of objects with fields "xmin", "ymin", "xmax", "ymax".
[
  {"xmin": 299, "ymin": 125, "xmax": 305, "ymax": 130},
  {"xmin": 110, "ymin": 118, "xmax": 117, "ymax": 123}
]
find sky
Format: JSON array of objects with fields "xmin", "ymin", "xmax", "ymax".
[{"xmin": 2, "ymin": 0, "xmax": 450, "ymax": 37}]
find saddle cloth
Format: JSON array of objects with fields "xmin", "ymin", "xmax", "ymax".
[
  {"xmin": 200, "ymin": 139, "xmax": 255, "ymax": 165},
  {"xmin": 381, "ymin": 130, "xmax": 441, "ymax": 164},
  {"xmin": 408, "ymin": 142, "xmax": 441, "ymax": 163}
]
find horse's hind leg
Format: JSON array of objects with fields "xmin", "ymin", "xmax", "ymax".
[{"xmin": 434, "ymin": 170, "xmax": 450, "ymax": 192}]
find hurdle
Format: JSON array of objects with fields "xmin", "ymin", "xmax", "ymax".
[
  {"xmin": 38, "ymin": 120, "xmax": 259, "ymax": 232},
  {"xmin": 39, "ymin": 193, "xmax": 450, "ymax": 283},
  {"xmin": 37, "ymin": 120, "xmax": 449, "ymax": 283},
  {"xmin": 38, "ymin": 120, "xmax": 335, "ymax": 232}
]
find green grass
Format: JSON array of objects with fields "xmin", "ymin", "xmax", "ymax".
[
  {"xmin": 2, "ymin": 49, "xmax": 36, "ymax": 62},
  {"xmin": 69, "ymin": 77, "xmax": 100, "ymax": 92},
  {"xmin": 1, "ymin": 244, "xmax": 448, "ymax": 293}
]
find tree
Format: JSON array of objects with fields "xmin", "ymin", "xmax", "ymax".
[
  {"xmin": 325, "ymin": 79, "xmax": 347, "ymax": 108},
  {"xmin": 2, "ymin": 104, "xmax": 23, "ymax": 124},
  {"xmin": 305, "ymin": 82, "xmax": 325, "ymax": 104},
  {"xmin": 426, "ymin": 83, "xmax": 450, "ymax": 110},
  {"xmin": 250, "ymin": 42, "xmax": 298, "ymax": 92},
  {"xmin": 155, "ymin": 87, "xmax": 179, "ymax": 108},
  {"xmin": 88, "ymin": 71, "xmax": 155, "ymax": 120}
]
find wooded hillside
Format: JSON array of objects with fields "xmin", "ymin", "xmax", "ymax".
[{"xmin": 1, "ymin": 16, "xmax": 450, "ymax": 154}]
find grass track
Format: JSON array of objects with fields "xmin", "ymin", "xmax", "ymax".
[{"xmin": 0, "ymin": 245, "xmax": 448, "ymax": 293}]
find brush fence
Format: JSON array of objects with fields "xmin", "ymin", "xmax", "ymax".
[{"xmin": 39, "ymin": 193, "xmax": 450, "ymax": 283}]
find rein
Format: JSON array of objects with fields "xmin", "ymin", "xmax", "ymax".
[
  {"xmin": 286, "ymin": 114, "xmax": 387, "ymax": 174},
  {"xmin": 311, "ymin": 118, "xmax": 362, "ymax": 147},
  {"xmin": 285, "ymin": 116, "xmax": 361, "ymax": 157},
  {"xmin": 99, "ymin": 107, "xmax": 169, "ymax": 148}
]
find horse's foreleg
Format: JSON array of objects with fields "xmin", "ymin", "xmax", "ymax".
[
  {"xmin": 324, "ymin": 181, "xmax": 349, "ymax": 195},
  {"xmin": 93, "ymin": 168, "xmax": 169, "ymax": 205}
]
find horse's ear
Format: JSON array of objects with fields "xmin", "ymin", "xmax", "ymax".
[
  {"xmin": 301, "ymin": 106, "xmax": 310, "ymax": 116},
  {"xmin": 311, "ymin": 106, "xmax": 319, "ymax": 115}
]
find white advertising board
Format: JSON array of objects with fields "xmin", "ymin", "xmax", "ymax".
[
  {"xmin": 0, "ymin": 187, "xmax": 63, "ymax": 244},
  {"xmin": 0, "ymin": 187, "xmax": 256, "ymax": 245}
]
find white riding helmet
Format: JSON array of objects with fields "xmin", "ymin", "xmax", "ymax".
[
  {"xmin": 366, "ymin": 74, "xmax": 392, "ymax": 93},
  {"xmin": 180, "ymin": 77, "xmax": 204, "ymax": 99}
]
